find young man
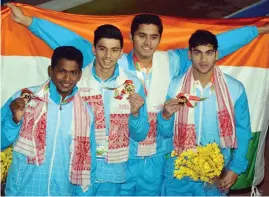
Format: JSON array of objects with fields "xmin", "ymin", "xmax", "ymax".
[
  {"xmin": 1, "ymin": 46, "xmax": 96, "ymax": 196},
  {"xmin": 158, "ymin": 30, "xmax": 252, "ymax": 196},
  {"xmin": 76, "ymin": 24, "xmax": 149, "ymax": 196},
  {"xmin": 6, "ymin": 3, "xmax": 269, "ymax": 195}
]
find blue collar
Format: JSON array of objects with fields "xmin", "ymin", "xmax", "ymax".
[
  {"xmin": 127, "ymin": 51, "xmax": 137, "ymax": 71},
  {"xmin": 49, "ymin": 80, "xmax": 78, "ymax": 104}
]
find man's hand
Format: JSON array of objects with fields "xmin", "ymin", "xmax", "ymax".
[
  {"xmin": 10, "ymin": 98, "xmax": 26, "ymax": 124},
  {"xmin": 258, "ymin": 23, "xmax": 269, "ymax": 35},
  {"xmin": 162, "ymin": 99, "xmax": 182, "ymax": 120},
  {"xmin": 127, "ymin": 93, "xmax": 144, "ymax": 116},
  {"xmin": 220, "ymin": 170, "xmax": 238, "ymax": 190},
  {"xmin": 6, "ymin": 3, "xmax": 32, "ymax": 26}
]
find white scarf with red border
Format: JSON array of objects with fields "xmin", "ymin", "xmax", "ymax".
[
  {"xmin": 137, "ymin": 51, "xmax": 170, "ymax": 156},
  {"xmin": 174, "ymin": 67, "xmax": 237, "ymax": 154},
  {"xmin": 78, "ymin": 63, "xmax": 132, "ymax": 163},
  {"xmin": 13, "ymin": 80, "xmax": 92, "ymax": 191}
]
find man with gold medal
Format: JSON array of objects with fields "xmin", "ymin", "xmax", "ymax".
[
  {"xmin": 158, "ymin": 30, "xmax": 251, "ymax": 196},
  {"xmin": 6, "ymin": 3, "xmax": 269, "ymax": 195},
  {"xmin": 4, "ymin": 4, "xmax": 150, "ymax": 196}
]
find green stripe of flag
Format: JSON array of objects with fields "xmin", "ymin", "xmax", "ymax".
[{"xmin": 231, "ymin": 132, "xmax": 260, "ymax": 189}]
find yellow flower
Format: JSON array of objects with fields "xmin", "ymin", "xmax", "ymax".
[
  {"xmin": 1, "ymin": 147, "xmax": 13, "ymax": 182},
  {"xmin": 173, "ymin": 142, "xmax": 224, "ymax": 183}
]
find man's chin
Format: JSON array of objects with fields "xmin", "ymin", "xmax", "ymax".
[
  {"xmin": 101, "ymin": 65, "xmax": 115, "ymax": 70},
  {"xmin": 58, "ymin": 87, "xmax": 74, "ymax": 93},
  {"xmin": 141, "ymin": 52, "xmax": 154, "ymax": 59}
]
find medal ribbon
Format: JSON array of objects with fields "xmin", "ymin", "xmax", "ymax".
[
  {"xmin": 21, "ymin": 83, "xmax": 75, "ymax": 105},
  {"xmin": 176, "ymin": 77, "xmax": 215, "ymax": 108},
  {"xmin": 133, "ymin": 54, "xmax": 152, "ymax": 96},
  {"xmin": 103, "ymin": 80, "xmax": 135, "ymax": 100}
]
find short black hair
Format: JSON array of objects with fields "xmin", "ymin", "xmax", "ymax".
[
  {"xmin": 189, "ymin": 30, "xmax": 218, "ymax": 51},
  {"xmin": 94, "ymin": 24, "xmax": 123, "ymax": 48},
  {"xmin": 51, "ymin": 46, "xmax": 83, "ymax": 70},
  {"xmin": 131, "ymin": 14, "xmax": 163, "ymax": 37}
]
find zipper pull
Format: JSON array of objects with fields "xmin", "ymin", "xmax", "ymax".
[{"xmin": 59, "ymin": 105, "xmax": 62, "ymax": 110}]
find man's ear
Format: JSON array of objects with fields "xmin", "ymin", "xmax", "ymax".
[
  {"xmin": 215, "ymin": 50, "xmax": 219, "ymax": 61},
  {"xmin": 119, "ymin": 49, "xmax": 124, "ymax": 59},
  {"xmin": 188, "ymin": 50, "xmax": 191, "ymax": 60},
  {"xmin": 92, "ymin": 45, "xmax": 96, "ymax": 56},
  {"xmin": 48, "ymin": 65, "xmax": 52, "ymax": 77},
  {"xmin": 129, "ymin": 33, "xmax": 133, "ymax": 42},
  {"xmin": 78, "ymin": 69, "xmax": 82, "ymax": 81}
]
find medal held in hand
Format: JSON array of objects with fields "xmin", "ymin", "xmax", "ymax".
[
  {"xmin": 123, "ymin": 81, "xmax": 135, "ymax": 95},
  {"xmin": 20, "ymin": 88, "xmax": 46, "ymax": 104},
  {"xmin": 176, "ymin": 93, "xmax": 206, "ymax": 108},
  {"xmin": 20, "ymin": 89, "xmax": 33, "ymax": 103},
  {"xmin": 177, "ymin": 95, "xmax": 187, "ymax": 105}
]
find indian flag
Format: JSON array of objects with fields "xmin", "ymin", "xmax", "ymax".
[{"xmin": 1, "ymin": 3, "xmax": 269, "ymax": 190}]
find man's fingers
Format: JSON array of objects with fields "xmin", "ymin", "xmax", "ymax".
[
  {"xmin": 164, "ymin": 98, "xmax": 178, "ymax": 105},
  {"xmin": 136, "ymin": 96, "xmax": 144, "ymax": 103},
  {"xmin": 19, "ymin": 104, "xmax": 26, "ymax": 111},
  {"xmin": 173, "ymin": 105, "xmax": 182, "ymax": 112},
  {"xmin": 128, "ymin": 98, "xmax": 137, "ymax": 107},
  {"xmin": 128, "ymin": 95, "xmax": 143, "ymax": 103},
  {"xmin": 220, "ymin": 177, "xmax": 233, "ymax": 190},
  {"xmin": 6, "ymin": 3, "xmax": 12, "ymax": 8},
  {"xmin": 7, "ymin": 3, "xmax": 19, "ymax": 11},
  {"xmin": 16, "ymin": 97, "xmax": 26, "ymax": 103},
  {"xmin": 222, "ymin": 182, "xmax": 232, "ymax": 190},
  {"xmin": 129, "ymin": 99, "xmax": 142, "ymax": 107},
  {"xmin": 10, "ymin": 98, "xmax": 26, "ymax": 110},
  {"xmin": 15, "ymin": 99, "xmax": 26, "ymax": 106},
  {"xmin": 168, "ymin": 106, "xmax": 180, "ymax": 114},
  {"xmin": 13, "ymin": 103, "xmax": 25, "ymax": 111},
  {"xmin": 128, "ymin": 93, "xmax": 144, "ymax": 102}
]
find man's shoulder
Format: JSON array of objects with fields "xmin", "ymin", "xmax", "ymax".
[
  {"xmin": 223, "ymin": 73, "xmax": 246, "ymax": 100},
  {"xmin": 224, "ymin": 73, "xmax": 245, "ymax": 89}
]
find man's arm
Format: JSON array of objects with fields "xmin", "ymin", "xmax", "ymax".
[
  {"xmin": 169, "ymin": 24, "xmax": 269, "ymax": 77},
  {"xmin": 227, "ymin": 89, "xmax": 252, "ymax": 175},
  {"xmin": 1, "ymin": 96, "xmax": 23, "ymax": 150},
  {"xmin": 128, "ymin": 85, "xmax": 150, "ymax": 142},
  {"xmin": 221, "ymin": 88, "xmax": 252, "ymax": 190},
  {"xmin": 157, "ymin": 93, "xmax": 176, "ymax": 138},
  {"xmin": 7, "ymin": 3, "xmax": 94, "ymax": 68}
]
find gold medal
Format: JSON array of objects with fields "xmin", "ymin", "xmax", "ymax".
[
  {"xmin": 124, "ymin": 83, "xmax": 135, "ymax": 95},
  {"xmin": 20, "ymin": 89, "xmax": 33, "ymax": 103},
  {"xmin": 178, "ymin": 96, "xmax": 187, "ymax": 105}
]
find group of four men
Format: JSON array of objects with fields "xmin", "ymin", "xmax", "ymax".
[{"xmin": 1, "ymin": 3, "xmax": 269, "ymax": 196}]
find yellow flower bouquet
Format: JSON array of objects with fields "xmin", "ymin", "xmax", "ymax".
[
  {"xmin": 172, "ymin": 142, "xmax": 224, "ymax": 183},
  {"xmin": 1, "ymin": 147, "xmax": 12, "ymax": 183}
]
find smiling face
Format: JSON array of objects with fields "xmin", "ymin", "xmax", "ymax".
[
  {"xmin": 48, "ymin": 58, "xmax": 82, "ymax": 99},
  {"xmin": 93, "ymin": 38, "xmax": 123, "ymax": 71},
  {"xmin": 132, "ymin": 24, "xmax": 161, "ymax": 60},
  {"xmin": 189, "ymin": 44, "xmax": 218, "ymax": 77}
]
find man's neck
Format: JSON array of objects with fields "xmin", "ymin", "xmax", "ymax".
[
  {"xmin": 134, "ymin": 51, "xmax": 152, "ymax": 68},
  {"xmin": 59, "ymin": 90, "xmax": 72, "ymax": 101},
  {"xmin": 95, "ymin": 64, "xmax": 115, "ymax": 81},
  {"xmin": 60, "ymin": 94, "xmax": 68, "ymax": 101},
  {"xmin": 192, "ymin": 69, "xmax": 213, "ymax": 88},
  {"xmin": 51, "ymin": 82, "xmax": 71, "ymax": 101}
]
